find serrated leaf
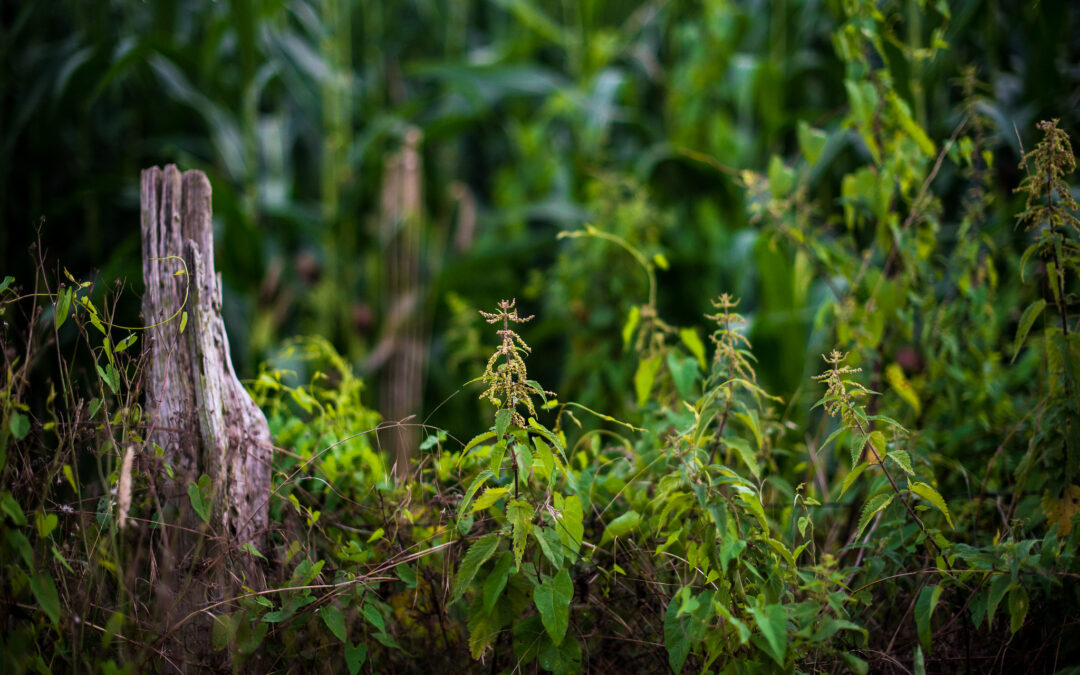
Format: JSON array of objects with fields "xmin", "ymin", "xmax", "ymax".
[
  {"xmin": 482, "ymin": 552, "xmax": 515, "ymax": 614},
  {"xmin": 841, "ymin": 462, "xmax": 871, "ymax": 498},
  {"xmin": 489, "ymin": 440, "xmax": 507, "ymax": 479},
  {"xmin": 507, "ymin": 500, "xmax": 534, "ymax": 569},
  {"xmin": 457, "ymin": 470, "xmax": 493, "ymax": 518},
  {"xmin": 910, "ymin": 481, "xmax": 953, "ymax": 528},
  {"xmin": 533, "ymin": 568, "xmax": 573, "ymax": 645},
  {"xmin": 452, "ymin": 534, "xmax": 501, "ymax": 602},
  {"xmin": 321, "ymin": 605, "xmax": 347, "ymax": 643},
  {"xmin": 888, "ymin": 450, "xmax": 915, "ymax": 476},
  {"xmin": 1012, "ymin": 299, "xmax": 1046, "ymax": 362},
  {"xmin": 495, "ymin": 408, "xmax": 511, "ymax": 438},
  {"xmin": 467, "ymin": 595, "xmax": 503, "ymax": 659},
  {"xmin": 750, "ymin": 603, "xmax": 788, "ymax": 666},
  {"xmin": 855, "ymin": 493, "xmax": 894, "ymax": 540},
  {"xmin": 30, "ymin": 573, "xmax": 61, "ymax": 625},
  {"xmin": 471, "ymin": 487, "xmax": 509, "ymax": 513},
  {"xmin": 462, "ymin": 431, "xmax": 497, "ymax": 456}
]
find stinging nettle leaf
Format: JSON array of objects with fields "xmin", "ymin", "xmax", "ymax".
[
  {"xmin": 1012, "ymin": 299, "xmax": 1046, "ymax": 362},
  {"xmin": 452, "ymin": 534, "xmax": 501, "ymax": 603},
  {"xmin": 855, "ymin": 493, "xmax": 894, "ymax": 540},
  {"xmin": 909, "ymin": 481, "xmax": 953, "ymax": 528}
]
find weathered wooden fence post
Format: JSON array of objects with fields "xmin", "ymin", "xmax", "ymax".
[{"xmin": 140, "ymin": 165, "xmax": 272, "ymax": 664}]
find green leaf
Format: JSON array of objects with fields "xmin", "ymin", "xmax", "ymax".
[
  {"xmin": 855, "ymin": 493, "xmax": 894, "ymax": 540},
  {"xmin": 462, "ymin": 431, "xmax": 497, "ymax": 456},
  {"xmin": 722, "ymin": 436, "xmax": 760, "ymax": 480},
  {"xmin": 489, "ymin": 440, "xmax": 507, "ymax": 479},
  {"xmin": 664, "ymin": 593, "xmax": 692, "ymax": 673},
  {"xmin": 345, "ymin": 642, "xmax": 367, "ymax": 675},
  {"xmin": 2, "ymin": 491, "xmax": 27, "ymax": 525},
  {"xmin": 533, "ymin": 525, "xmax": 564, "ymax": 568},
  {"xmin": 30, "ymin": 573, "xmax": 61, "ymax": 625},
  {"xmin": 495, "ymin": 408, "xmax": 511, "ymax": 438},
  {"xmin": 534, "ymin": 437, "xmax": 555, "ymax": 479},
  {"xmin": 452, "ymin": 534, "xmax": 501, "ymax": 603},
  {"xmin": 887, "ymin": 450, "xmax": 915, "ymax": 476},
  {"xmin": 842, "ymin": 653, "xmax": 869, "ymax": 675},
  {"xmin": 321, "ymin": 605, "xmax": 347, "ymax": 643},
  {"xmin": 471, "ymin": 487, "xmax": 509, "ymax": 513},
  {"xmin": 7, "ymin": 529, "xmax": 33, "ymax": 568},
  {"xmin": 507, "ymin": 499, "xmax": 534, "ymax": 569},
  {"xmin": 0, "ymin": 275, "xmax": 13, "ymax": 294},
  {"xmin": 768, "ymin": 154, "xmax": 795, "ymax": 196},
  {"xmin": 457, "ymin": 470, "xmax": 493, "ymax": 517},
  {"xmin": 532, "ymin": 568, "xmax": 573, "ymax": 645},
  {"xmin": 467, "ymin": 595, "xmax": 503, "ymax": 659},
  {"xmin": 1012, "ymin": 299, "xmax": 1046, "ymax": 362},
  {"xmin": 986, "ymin": 574, "xmax": 1011, "ymax": 626},
  {"xmin": 914, "ymin": 585, "xmax": 943, "ymax": 653},
  {"xmin": 601, "ymin": 510, "xmax": 641, "ymax": 543},
  {"xmin": 1007, "ymin": 585, "xmax": 1029, "ymax": 634},
  {"xmin": 361, "ymin": 601, "xmax": 386, "ymax": 634},
  {"xmin": 913, "ymin": 645, "xmax": 926, "ymax": 675},
  {"xmin": 909, "ymin": 481, "xmax": 953, "ymax": 528},
  {"xmin": 750, "ymin": 603, "xmax": 788, "ymax": 666},
  {"xmin": 798, "ymin": 121, "xmax": 828, "ymax": 166},
  {"xmin": 35, "ymin": 512, "xmax": 58, "ymax": 538},
  {"xmin": 554, "ymin": 494, "xmax": 584, "ymax": 557},
  {"xmin": 679, "ymin": 327, "xmax": 707, "ymax": 369},
  {"xmin": 634, "ymin": 355, "xmax": 663, "ymax": 408},
  {"xmin": 96, "ymin": 364, "xmax": 119, "ymax": 394},
  {"xmin": 482, "ymin": 552, "xmax": 515, "ymax": 614},
  {"xmin": 241, "ymin": 542, "xmax": 267, "ymax": 559},
  {"xmin": 9, "ymin": 413, "xmax": 30, "ymax": 440},
  {"xmin": 55, "ymin": 287, "xmax": 72, "ymax": 330},
  {"xmin": 187, "ymin": 475, "xmax": 212, "ymax": 524},
  {"xmin": 114, "ymin": 333, "xmax": 138, "ymax": 352},
  {"xmin": 179, "ymin": 310, "xmax": 188, "ymax": 334},
  {"xmin": 622, "ymin": 305, "xmax": 641, "ymax": 349},
  {"xmin": 840, "ymin": 462, "xmax": 871, "ymax": 498}
]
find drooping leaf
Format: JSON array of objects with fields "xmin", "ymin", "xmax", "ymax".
[
  {"xmin": 482, "ymin": 552, "xmax": 515, "ymax": 614},
  {"xmin": 601, "ymin": 510, "xmax": 640, "ymax": 544},
  {"xmin": 634, "ymin": 355, "xmax": 663, "ymax": 407},
  {"xmin": 30, "ymin": 573, "xmax": 61, "ymax": 625},
  {"xmin": 452, "ymin": 534, "xmax": 501, "ymax": 603},
  {"xmin": 855, "ymin": 493, "xmax": 894, "ymax": 540},
  {"xmin": 909, "ymin": 481, "xmax": 953, "ymax": 528},
  {"xmin": 321, "ymin": 605, "xmax": 347, "ymax": 643},
  {"xmin": 532, "ymin": 568, "xmax": 573, "ymax": 645},
  {"xmin": 2, "ymin": 491, "xmax": 28, "ymax": 525},
  {"xmin": 506, "ymin": 500, "xmax": 534, "ymax": 569},
  {"xmin": 345, "ymin": 642, "xmax": 367, "ymax": 675},
  {"xmin": 1007, "ymin": 585, "xmax": 1029, "ymax": 634},
  {"xmin": 495, "ymin": 408, "xmax": 511, "ymax": 438},
  {"xmin": 554, "ymin": 493, "xmax": 584, "ymax": 557},
  {"xmin": 914, "ymin": 584, "xmax": 943, "ymax": 653},
  {"xmin": 723, "ymin": 436, "xmax": 760, "ymax": 479},
  {"xmin": 750, "ymin": 603, "xmax": 788, "ymax": 666},
  {"xmin": 1012, "ymin": 299, "xmax": 1046, "ymax": 362}
]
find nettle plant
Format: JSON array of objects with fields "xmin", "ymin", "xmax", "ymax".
[{"xmin": 451, "ymin": 299, "xmax": 585, "ymax": 671}]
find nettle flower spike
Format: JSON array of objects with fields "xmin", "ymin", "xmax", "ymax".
[
  {"xmin": 478, "ymin": 299, "xmax": 551, "ymax": 428},
  {"xmin": 813, "ymin": 350, "xmax": 870, "ymax": 428},
  {"xmin": 706, "ymin": 293, "xmax": 755, "ymax": 381}
]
